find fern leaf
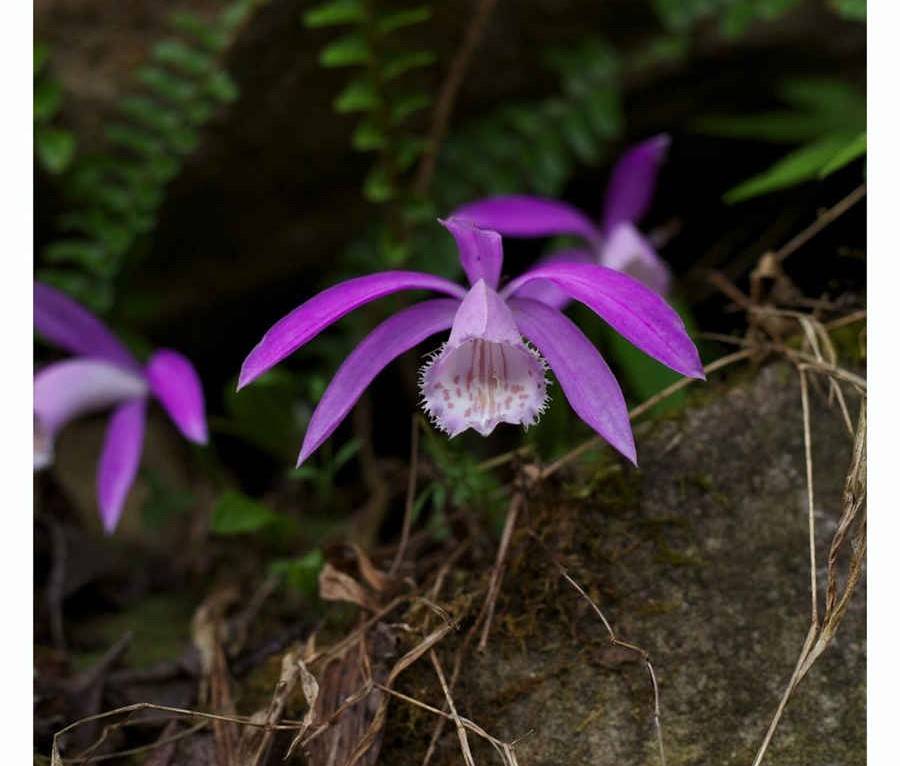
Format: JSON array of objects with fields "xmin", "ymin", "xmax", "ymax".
[
  {"xmin": 319, "ymin": 33, "xmax": 371, "ymax": 67},
  {"xmin": 304, "ymin": 0, "xmax": 365, "ymax": 27}
]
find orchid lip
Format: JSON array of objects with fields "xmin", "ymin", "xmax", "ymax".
[{"xmin": 420, "ymin": 337, "xmax": 549, "ymax": 438}]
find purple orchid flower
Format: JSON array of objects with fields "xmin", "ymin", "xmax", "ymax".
[
  {"xmin": 34, "ymin": 282, "xmax": 208, "ymax": 533},
  {"xmin": 452, "ymin": 134, "xmax": 672, "ymax": 305},
  {"xmin": 239, "ymin": 216, "xmax": 703, "ymax": 467}
]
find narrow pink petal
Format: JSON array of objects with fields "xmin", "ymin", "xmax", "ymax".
[
  {"xmin": 510, "ymin": 297, "xmax": 636, "ymax": 464},
  {"xmin": 440, "ymin": 217, "xmax": 503, "ymax": 288},
  {"xmin": 600, "ymin": 222, "xmax": 671, "ymax": 295},
  {"xmin": 34, "ymin": 282, "xmax": 140, "ymax": 371},
  {"xmin": 34, "ymin": 359, "xmax": 148, "ymax": 468},
  {"xmin": 452, "ymin": 195, "xmax": 601, "ymax": 244},
  {"xmin": 239, "ymin": 271, "xmax": 467, "ymax": 390},
  {"xmin": 146, "ymin": 349, "xmax": 208, "ymax": 444},
  {"xmin": 512, "ymin": 248, "xmax": 595, "ymax": 309},
  {"xmin": 601, "ymin": 134, "xmax": 670, "ymax": 233},
  {"xmin": 298, "ymin": 299, "xmax": 459, "ymax": 465},
  {"xmin": 97, "ymin": 399, "xmax": 147, "ymax": 533},
  {"xmin": 502, "ymin": 262, "xmax": 703, "ymax": 379}
]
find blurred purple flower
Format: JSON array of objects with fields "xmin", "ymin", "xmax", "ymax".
[
  {"xmin": 239, "ymin": 216, "xmax": 702, "ymax": 467},
  {"xmin": 452, "ymin": 134, "xmax": 672, "ymax": 303},
  {"xmin": 34, "ymin": 282, "xmax": 208, "ymax": 533}
]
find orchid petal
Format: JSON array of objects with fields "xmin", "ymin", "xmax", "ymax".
[
  {"xmin": 239, "ymin": 271, "xmax": 467, "ymax": 390},
  {"xmin": 510, "ymin": 298, "xmax": 635, "ymax": 464},
  {"xmin": 446, "ymin": 279, "xmax": 521, "ymax": 348},
  {"xmin": 146, "ymin": 349, "xmax": 208, "ymax": 444},
  {"xmin": 34, "ymin": 359, "xmax": 148, "ymax": 469},
  {"xmin": 97, "ymin": 399, "xmax": 147, "ymax": 533},
  {"xmin": 451, "ymin": 195, "xmax": 601, "ymax": 244},
  {"xmin": 601, "ymin": 134, "xmax": 670, "ymax": 233},
  {"xmin": 512, "ymin": 248, "xmax": 594, "ymax": 309},
  {"xmin": 439, "ymin": 217, "xmax": 503, "ymax": 288},
  {"xmin": 503, "ymin": 262, "xmax": 703, "ymax": 379},
  {"xmin": 34, "ymin": 282, "xmax": 140, "ymax": 371},
  {"xmin": 600, "ymin": 222, "xmax": 671, "ymax": 295},
  {"xmin": 299, "ymin": 299, "xmax": 459, "ymax": 465}
]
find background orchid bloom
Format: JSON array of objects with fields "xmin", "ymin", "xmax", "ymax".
[
  {"xmin": 452, "ymin": 134, "xmax": 672, "ymax": 305},
  {"xmin": 34, "ymin": 282, "xmax": 208, "ymax": 533},
  {"xmin": 239, "ymin": 216, "xmax": 703, "ymax": 467}
]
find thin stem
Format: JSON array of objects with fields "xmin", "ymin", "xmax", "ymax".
[
  {"xmin": 413, "ymin": 0, "xmax": 500, "ymax": 195},
  {"xmin": 389, "ymin": 415, "xmax": 420, "ymax": 577}
]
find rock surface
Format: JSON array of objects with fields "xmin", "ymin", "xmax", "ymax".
[{"xmin": 383, "ymin": 363, "xmax": 865, "ymax": 765}]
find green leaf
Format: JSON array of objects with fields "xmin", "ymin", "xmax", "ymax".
[
  {"xmin": 819, "ymin": 131, "xmax": 866, "ymax": 178},
  {"xmin": 105, "ymin": 123, "xmax": 166, "ymax": 158},
  {"xmin": 352, "ymin": 119, "xmax": 386, "ymax": 151},
  {"xmin": 36, "ymin": 268, "xmax": 113, "ymax": 313},
  {"xmin": 36, "ymin": 128, "xmax": 76, "ymax": 174},
  {"xmin": 169, "ymin": 11, "xmax": 228, "ymax": 51},
  {"xmin": 221, "ymin": 0, "xmax": 256, "ymax": 31},
  {"xmin": 304, "ymin": 0, "xmax": 365, "ymax": 27},
  {"xmin": 34, "ymin": 42, "xmax": 49, "ymax": 75},
  {"xmin": 778, "ymin": 78, "xmax": 865, "ymax": 123},
  {"xmin": 270, "ymin": 549, "xmax": 325, "ymax": 595},
  {"xmin": 395, "ymin": 136, "xmax": 426, "ymax": 170},
  {"xmin": 829, "ymin": 0, "xmax": 865, "ymax": 20},
  {"xmin": 381, "ymin": 51, "xmax": 436, "ymax": 81},
  {"xmin": 363, "ymin": 164, "xmax": 394, "ymax": 202},
  {"xmin": 153, "ymin": 39, "xmax": 214, "ymax": 77},
  {"xmin": 333, "ymin": 437, "xmax": 362, "ymax": 470},
  {"xmin": 505, "ymin": 110, "xmax": 570, "ymax": 195},
  {"xmin": 205, "ymin": 71, "xmax": 239, "ymax": 103},
  {"xmin": 136, "ymin": 66, "xmax": 198, "ymax": 104},
  {"xmin": 545, "ymin": 39, "xmax": 617, "ymax": 92},
  {"xmin": 544, "ymin": 99, "xmax": 599, "ymax": 164},
  {"xmin": 693, "ymin": 112, "xmax": 834, "ymax": 143},
  {"xmin": 720, "ymin": 0, "xmax": 797, "ymax": 38},
  {"xmin": 211, "ymin": 490, "xmax": 281, "ymax": 535},
  {"xmin": 118, "ymin": 96, "xmax": 198, "ymax": 154},
  {"xmin": 319, "ymin": 33, "xmax": 370, "ymax": 67},
  {"xmin": 582, "ymin": 88, "xmax": 623, "ymax": 140},
  {"xmin": 220, "ymin": 369, "xmax": 305, "ymax": 460},
  {"xmin": 376, "ymin": 6, "xmax": 431, "ymax": 34},
  {"xmin": 724, "ymin": 135, "xmax": 854, "ymax": 203},
  {"xmin": 141, "ymin": 470, "xmax": 195, "ymax": 529},
  {"xmin": 334, "ymin": 79, "xmax": 380, "ymax": 113},
  {"xmin": 34, "ymin": 79, "xmax": 62, "ymax": 122},
  {"xmin": 390, "ymin": 92, "xmax": 431, "ymax": 123},
  {"xmin": 119, "ymin": 95, "xmax": 182, "ymax": 131},
  {"xmin": 43, "ymin": 239, "xmax": 114, "ymax": 276},
  {"xmin": 58, "ymin": 211, "xmax": 133, "ymax": 256}
]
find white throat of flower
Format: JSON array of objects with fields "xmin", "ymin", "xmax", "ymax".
[{"xmin": 419, "ymin": 280, "xmax": 548, "ymax": 437}]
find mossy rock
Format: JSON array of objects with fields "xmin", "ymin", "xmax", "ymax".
[{"xmin": 381, "ymin": 363, "xmax": 865, "ymax": 765}]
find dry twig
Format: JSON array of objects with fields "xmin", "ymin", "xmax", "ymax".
[
  {"xmin": 477, "ymin": 491, "xmax": 524, "ymax": 651},
  {"xmin": 389, "ymin": 415, "xmax": 421, "ymax": 577}
]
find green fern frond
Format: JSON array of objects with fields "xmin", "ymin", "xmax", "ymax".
[
  {"xmin": 37, "ymin": 0, "xmax": 264, "ymax": 312},
  {"xmin": 34, "ymin": 43, "xmax": 76, "ymax": 176},
  {"xmin": 303, "ymin": 0, "xmax": 436, "ymax": 205},
  {"xmin": 653, "ymin": 0, "xmax": 863, "ymax": 36}
]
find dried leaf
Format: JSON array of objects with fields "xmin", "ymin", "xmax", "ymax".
[
  {"xmin": 351, "ymin": 544, "xmax": 388, "ymax": 592},
  {"xmin": 319, "ymin": 562, "xmax": 372, "ymax": 609}
]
